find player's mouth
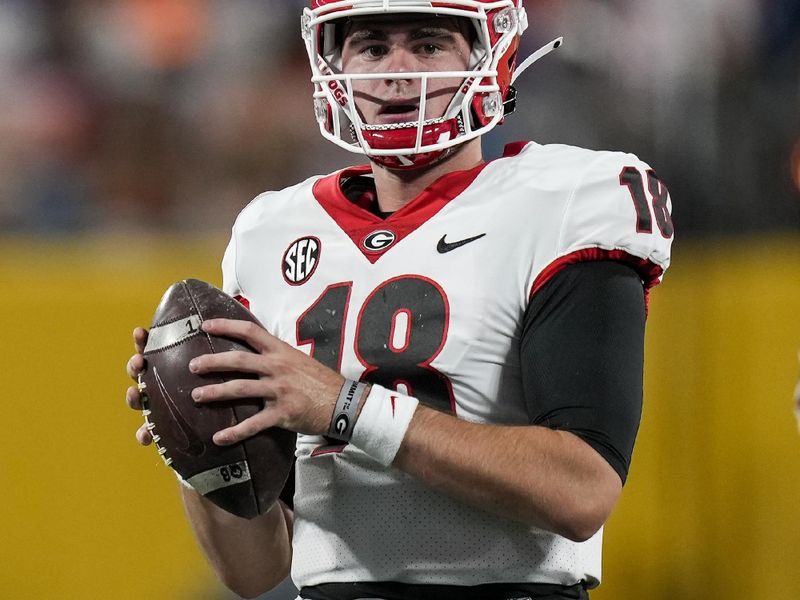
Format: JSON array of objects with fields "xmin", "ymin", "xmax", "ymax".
[{"xmin": 376, "ymin": 101, "xmax": 420, "ymax": 124}]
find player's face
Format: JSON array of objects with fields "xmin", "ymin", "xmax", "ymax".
[{"xmin": 340, "ymin": 15, "xmax": 473, "ymax": 127}]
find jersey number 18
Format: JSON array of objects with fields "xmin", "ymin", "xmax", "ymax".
[{"xmin": 297, "ymin": 276, "xmax": 455, "ymax": 414}]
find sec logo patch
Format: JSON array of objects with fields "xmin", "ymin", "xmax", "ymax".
[
  {"xmin": 283, "ymin": 236, "xmax": 320, "ymax": 285},
  {"xmin": 362, "ymin": 230, "xmax": 396, "ymax": 252}
]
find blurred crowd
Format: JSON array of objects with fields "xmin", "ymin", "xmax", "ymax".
[{"xmin": 0, "ymin": 0, "xmax": 798, "ymax": 236}]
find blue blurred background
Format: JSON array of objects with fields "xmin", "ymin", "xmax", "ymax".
[{"xmin": 1, "ymin": 0, "xmax": 798, "ymax": 237}]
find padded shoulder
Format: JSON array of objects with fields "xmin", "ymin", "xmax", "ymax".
[
  {"xmin": 522, "ymin": 145, "xmax": 674, "ymax": 295},
  {"xmin": 220, "ymin": 174, "xmax": 325, "ymax": 299}
]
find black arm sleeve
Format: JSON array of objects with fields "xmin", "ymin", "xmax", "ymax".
[{"xmin": 521, "ymin": 260, "xmax": 647, "ymax": 484}]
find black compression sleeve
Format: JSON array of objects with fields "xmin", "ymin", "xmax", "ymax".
[{"xmin": 521, "ymin": 260, "xmax": 647, "ymax": 484}]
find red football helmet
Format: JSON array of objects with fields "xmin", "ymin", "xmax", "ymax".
[{"xmin": 302, "ymin": 0, "xmax": 561, "ymax": 170}]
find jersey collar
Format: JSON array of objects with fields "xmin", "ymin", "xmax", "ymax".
[{"xmin": 312, "ymin": 142, "xmax": 529, "ymax": 263}]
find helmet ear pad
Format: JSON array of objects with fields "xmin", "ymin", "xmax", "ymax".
[{"xmin": 469, "ymin": 14, "xmax": 521, "ymax": 128}]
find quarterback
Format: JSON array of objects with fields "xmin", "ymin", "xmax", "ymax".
[{"xmin": 126, "ymin": 1, "xmax": 673, "ymax": 599}]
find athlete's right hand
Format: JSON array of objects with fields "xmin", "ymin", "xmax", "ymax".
[{"xmin": 125, "ymin": 327, "xmax": 152, "ymax": 446}]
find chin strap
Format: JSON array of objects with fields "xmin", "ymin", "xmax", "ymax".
[{"xmin": 511, "ymin": 37, "xmax": 564, "ymax": 85}]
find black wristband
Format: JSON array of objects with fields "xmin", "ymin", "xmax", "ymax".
[{"xmin": 328, "ymin": 379, "xmax": 367, "ymax": 442}]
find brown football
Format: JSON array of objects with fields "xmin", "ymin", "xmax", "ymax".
[{"xmin": 138, "ymin": 279, "xmax": 295, "ymax": 519}]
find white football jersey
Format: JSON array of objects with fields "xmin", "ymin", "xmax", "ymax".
[{"xmin": 221, "ymin": 141, "xmax": 673, "ymax": 589}]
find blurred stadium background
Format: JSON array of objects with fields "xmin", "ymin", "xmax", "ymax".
[{"xmin": 0, "ymin": 1, "xmax": 798, "ymax": 599}]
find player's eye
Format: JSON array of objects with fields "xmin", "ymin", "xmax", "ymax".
[
  {"xmin": 362, "ymin": 44, "xmax": 388, "ymax": 59},
  {"xmin": 417, "ymin": 43, "xmax": 441, "ymax": 56}
]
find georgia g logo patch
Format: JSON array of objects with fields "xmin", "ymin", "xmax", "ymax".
[
  {"xmin": 283, "ymin": 236, "xmax": 320, "ymax": 285},
  {"xmin": 362, "ymin": 230, "xmax": 396, "ymax": 252}
]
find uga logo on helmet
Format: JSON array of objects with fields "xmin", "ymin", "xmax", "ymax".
[
  {"xmin": 362, "ymin": 230, "xmax": 396, "ymax": 252},
  {"xmin": 283, "ymin": 236, "xmax": 321, "ymax": 285}
]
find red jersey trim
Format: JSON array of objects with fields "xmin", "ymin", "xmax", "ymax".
[
  {"xmin": 233, "ymin": 295, "xmax": 250, "ymax": 309},
  {"xmin": 311, "ymin": 142, "xmax": 530, "ymax": 264},
  {"xmin": 529, "ymin": 248, "xmax": 664, "ymax": 314},
  {"xmin": 310, "ymin": 443, "xmax": 347, "ymax": 457},
  {"xmin": 502, "ymin": 140, "xmax": 530, "ymax": 157}
]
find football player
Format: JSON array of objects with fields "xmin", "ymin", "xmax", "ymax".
[{"xmin": 126, "ymin": 1, "xmax": 674, "ymax": 599}]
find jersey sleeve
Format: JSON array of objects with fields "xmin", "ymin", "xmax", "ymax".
[
  {"xmin": 531, "ymin": 152, "xmax": 674, "ymax": 298},
  {"xmin": 522, "ymin": 261, "xmax": 646, "ymax": 484},
  {"xmin": 220, "ymin": 189, "xmax": 285, "ymax": 307},
  {"xmin": 221, "ymin": 230, "xmax": 241, "ymax": 296},
  {"xmin": 221, "ymin": 222, "xmax": 251, "ymax": 310}
]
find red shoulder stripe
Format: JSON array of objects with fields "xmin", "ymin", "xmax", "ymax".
[{"xmin": 530, "ymin": 248, "xmax": 664, "ymax": 315}]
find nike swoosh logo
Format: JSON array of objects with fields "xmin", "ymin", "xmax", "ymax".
[
  {"xmin": 437, "ymin": 233, "xmax": 486, "ymax": 254},
  {"xmin": 154, "ymin": 366, "xmax": 205, "ymax": 456}
]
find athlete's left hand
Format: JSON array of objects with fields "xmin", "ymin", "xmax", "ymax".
[{"xmin": 188, "ymin": 318, "xmax": 345, "ymax": 445}]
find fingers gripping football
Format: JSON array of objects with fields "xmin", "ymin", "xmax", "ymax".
[
  {"xmin": 126, "ymin": 326, "xmax": 152, "ymax": 445},
  {"xmin": 135, "ymin": 423, "xmax": 153, "ymax": 446},
  {"xmin": 190, "ymin": 318, "xmax": 345, "ymax": 445}
]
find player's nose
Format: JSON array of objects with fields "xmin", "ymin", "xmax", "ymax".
[{"xmin": 382, "ymin": 46, "xmax": 417, "ymax": 86}]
